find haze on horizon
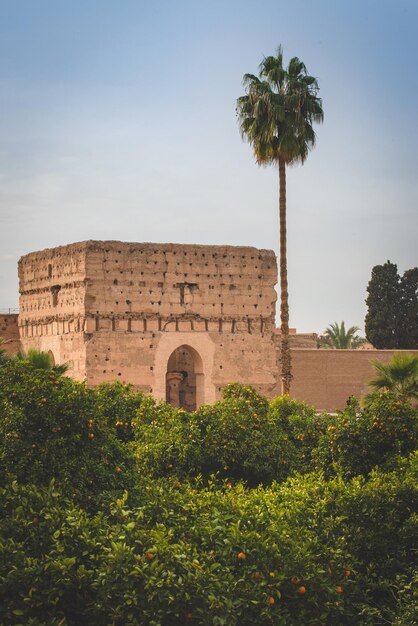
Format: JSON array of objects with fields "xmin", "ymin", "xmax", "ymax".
[{"xmin": 0, "ymin": 0, "xmax": 417, "ymax": 334}]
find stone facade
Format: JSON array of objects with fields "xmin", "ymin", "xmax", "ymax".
[{"xmin": 18, "ymin": 241, "xmax": 280, "ymax": 407}]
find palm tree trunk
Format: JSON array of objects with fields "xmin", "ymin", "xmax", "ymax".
[{"xmin": 279, "ymin": 156, "xmax": 292, "ymax": 394}]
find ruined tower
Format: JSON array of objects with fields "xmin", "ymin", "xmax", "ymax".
[{"xmin": 18, "ymin": 241, "xmax": 280, "ymax": 408}]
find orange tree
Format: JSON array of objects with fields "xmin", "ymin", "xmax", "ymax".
[
  {"xmin": 0, "ymin": 360, "xmax": 135, "ymax": 508},
  {"xmin": 314, "ymin": 391, "xmax": 418, "ymax": 478},
  {"xmin": 132, "ymin": 384, "xmax": 297, "ymax": 485},
  {"xmin": 0, "ymin": 455, "xmax": 416, "ymax": 625},
  {"xmin": 94, "ymin": 381, "xmax": 144, "ymax": 443}
]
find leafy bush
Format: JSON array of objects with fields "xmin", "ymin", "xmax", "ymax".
[
  {"xmin": 0, "ymin": 361, "xmax": 135, "ymax": 507},
  {"xmin": 1, "ymin": 366, "xmax": 417, "ymax": 624},
  {"xmin": 315, "ymin": 391, "xmax": 418, "ymax": 477},
  {"xmin": 268, "ymin": 395, "xmax": 329, "ymax": 473},
  {"xmin": 0, "ymin": 455, "xmax": 416, "ymax": 625},
  {"xmin": 95, "ymin": 381, "xmax": 144, "ymax": 442},
  {"xmin": 133, "ymin": 384, "xmax": 295, "ymax": 485}
]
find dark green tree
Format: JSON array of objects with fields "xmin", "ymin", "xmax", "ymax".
[
  {"xmin": 399, "ymin": 268, "xmax": 418, "ymax": 348},
  {"xmin": 365, "ymin": 261, "xmax": 418, "ymax": 349},
  {"xmin": 236, "ymin": 46, "xmax": 323, "ymax": 394},
  {"xmin": 365, "ymin": 261, "xmax": 402, "ymax": 348}
]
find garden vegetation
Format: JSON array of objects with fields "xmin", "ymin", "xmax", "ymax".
[{"xmin": 0, "ymin": 359, "xmax": 417, "ymax": 624}]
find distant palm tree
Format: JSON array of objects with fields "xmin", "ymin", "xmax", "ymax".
[
  {"xmin": 15, "ymin": 348, "xmax": 69, "ymax": 374},
  {"xmin": 368, "ymin": 353, "xmax": 418, "ymax": 402},
  {"xmin": 318, "ymin": 321, "xmax": 366, "ymax": 349},
  {"xmin": 237, "ymin": 46, "xmax": 323, "ymax": 395}
]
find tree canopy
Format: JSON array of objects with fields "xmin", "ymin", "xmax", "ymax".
[
  {"xmin": 365, "ymin": 261, "xmax": 418, "ymax": 349},
  {"xmin": 318, "ymin": 321, "xmax": 366, "ymax": 349}
]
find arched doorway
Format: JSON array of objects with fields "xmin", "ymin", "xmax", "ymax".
[
  {"xmin": 166, "ymin": 345, "xmax": 203, "ymax": 412},
  {"xmin": 47, "ymin": 350, "xmax": 56, "ymax": 366}
]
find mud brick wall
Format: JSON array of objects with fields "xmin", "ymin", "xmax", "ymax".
[
  {"xmin": 18, "ymin": 242, "xmax": 89, "ymax": 378},
  {"xmin": 291, "ymin": 348, "xmax": 418, "ymax": 411},
  {"xmin": 18, "ymin": 241, "xmax": 280, "ymax": 401},
  {"xmin": 0, "ymin": 314, "xmax": 20, "ymax": 355}
]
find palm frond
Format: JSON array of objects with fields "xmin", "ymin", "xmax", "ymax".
[
  {"xmin": 237, "ymin": 46, "xmax": 323, "ymax": 167},
  {"xmin": 320, "ymin": 321, "xmax": 365, "ymax": 349},
  {"xmin": 368, "ymin": 353, "xmax": 418, "ymax": 401}
]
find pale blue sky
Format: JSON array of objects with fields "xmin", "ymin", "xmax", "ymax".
[{"xmin": 1, "ymin": 0, "xmax": 417, "ymax": 332}]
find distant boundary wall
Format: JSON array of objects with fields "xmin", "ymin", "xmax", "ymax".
[
  {"xmin": 0, "ymin": 314, "xmax": 20, "ymax": 356},
  {"xmin": 291, "ymin": 349, "xmax": 418, "ymax": 411}
]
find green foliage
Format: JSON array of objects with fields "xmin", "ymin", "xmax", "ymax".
[
  {"xmin": 15, "ymin": 347, "xmax": 70, "ymax": 374},
  {"xmin": 318, "ymin": 321, "xmax": 366, "ymax": 349},
  {"xmin": 0, "ymin": 456, "xmax": 416, "ymax": 625},
  {"xmin": 400, "ymin": 268, "xmax": 418, "ymax": 348},
  {"xmin": 132, "ymin": 384, "xmax": 296, "ymax": 485},
  {"xmin": 368, "ymin": 353, "xmax": 418, "ymax": 402},
  {"xmin": 0, "ymin": 360, "xmax": 135, "ymax": 507},
  {"xmin": 196, "ymin": 385, "xmax": 290, "ymax": 485},
  {"xmin": 0, "ymin": 366, "xmax": 417, "ymax": 624},
  {"xmin": 0, "ymin": 337, "xmax": 8, "ymax": 366},
  {"xmin": 365, "ymin": 261, "xmax": 418, "ymax": 349},
  {"xmin": 236, "ymin": 45, "xmax": 324, "ymax": 167},
  {"xmin": 315, "ymin": 392, "xmax": 418, "ymax": 478},
  {"xmin": 94, "ymin": 381, "xmax": 144, "ymax": 442},
  {"xmin": 268, "ymin": 395, "xmax": 328, "ymax": 473}
]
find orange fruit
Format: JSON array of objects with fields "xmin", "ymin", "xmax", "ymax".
[
  {"xmin": 345, "ymin": 569, "xmax": 351, "ymax": 577},
  {"xmin": 237, "ymin": 552, "xmax": 247, "ymax": 560},
  {"xmin": 267, "ymin": 596, "xmax": 275, "ymax": 605},
  {"xmin": 297, "ymin": 586, "xmax": 306, "ymax": 595},
  {"xmin": 145, "ymin": 552, "xmax": 155, "ymax": 560},
  {"xmin": 336, "ymin": 586, "xmax": 343, "ymax": 593}
]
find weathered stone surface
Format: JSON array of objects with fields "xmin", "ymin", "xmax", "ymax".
[
  {"xmin": 18, "ymin": 241, "xmax": 280, "ymax": 405},
  {"xmin": 0, "ymin": 314, "xmax": 21, "ymax": 355}
]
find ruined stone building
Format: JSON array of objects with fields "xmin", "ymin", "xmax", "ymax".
[
  {"xmin": 5, "ymin": 239, "xmax": 414, "ymax": 412},
  {"xmin": 17, "ymin": 241, "xmax": 280, "ymax": 409}
]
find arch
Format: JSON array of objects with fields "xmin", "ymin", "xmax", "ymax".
[
  {"xmin": 166, "ymin": 344, "xmax": 203, "ymax": 411},
  {"xmin": 153, "ymin": 332, "xmax": 216, "ymax": 408},
  {"xmin": 47, "ymin": 350, "xmax": 56, "ymax": 366}
]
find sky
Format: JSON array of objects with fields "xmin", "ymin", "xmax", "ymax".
[{"xmin": 0, "ymin": 0, "xmax": 417, "ymax": 333}]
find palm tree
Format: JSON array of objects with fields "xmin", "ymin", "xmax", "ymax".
[
  {"xmin": 368, "ymin": 353, "xmax": 418, "ymax": 402},
  {"xmin": 237, "ymin": 46, "xmax": 323, "ymax": 394},
  {"xmin": 318, "ymin": 321, "xmax": 366, "ymax": 349},
  {"xmin": 15, "ymin": 348, "xmax": 69, "ymax": 374}
]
